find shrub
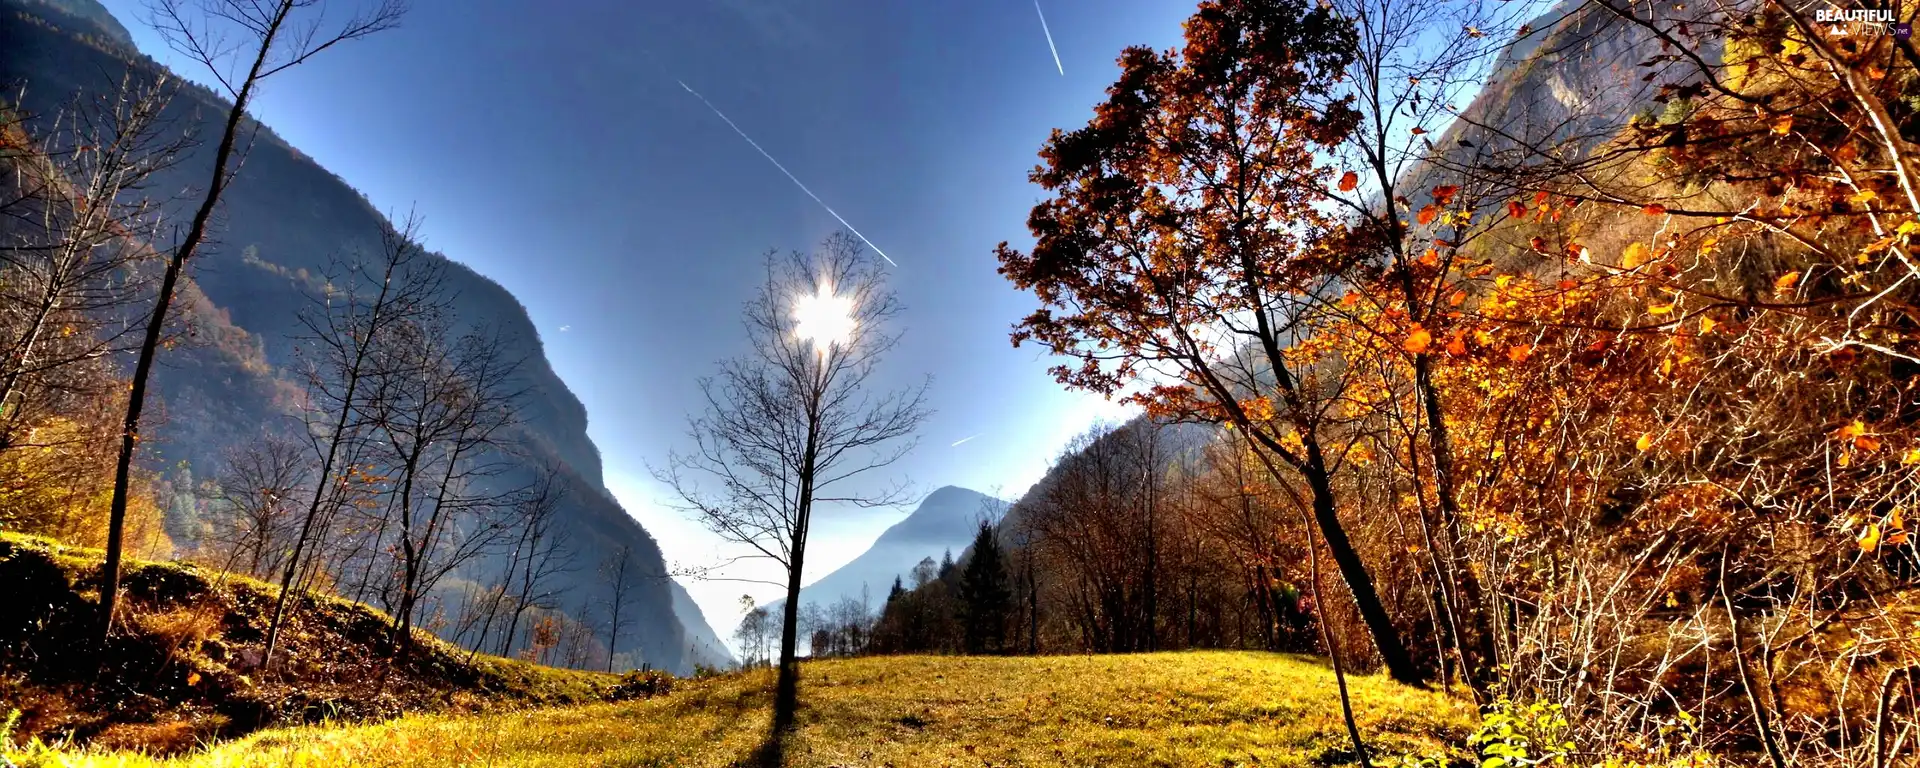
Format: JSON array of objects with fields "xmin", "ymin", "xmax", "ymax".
[{"xmin": 608, "ymin": 669, "xmax": 675, "ymax": 701}]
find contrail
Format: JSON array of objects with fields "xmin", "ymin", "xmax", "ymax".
[
  {"xmin": 1034, "ymin": 0, "xmax": 1063, "ymax": 76},
  {"xmin": 951, "ymin": 434, "xmax": 982, "ymax": 447},
  {"xmin": 677, "ymin": 80, "xmax": 898, "ymax": 267}
]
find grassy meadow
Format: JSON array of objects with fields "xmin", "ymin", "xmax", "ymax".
[{"xmin": 5, "ymin": 652, "xmax": 1473, "ymax": 767}]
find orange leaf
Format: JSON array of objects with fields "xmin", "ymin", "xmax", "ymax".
[
  {"xmin": 1446, "ymin": 333, "xmax": 1467, "ymax": 356},
  {"xmin": 1507, "ymin": 344, "xmax": 1532, "ymax": 362},
  {"xmin": 1860, "ymin": 523, "xmax": 1882, "ymax": 551},
  {"xmin": 1507, "ymin": 200, "xmax": 1526, "ymax": 218},
  {"xmin": 1432, "ymin": 185, "xmax": 1459, "ymax": 206},
  {"xmin": 1771, "ymin": 115, "xmax": 1793, "ymax": 135},
  {"xmin": 1839, "ymin": 420, "xmax": 1868, "ymax": 441},
  {"xmin": 1856, "ymin": 434, "xmax": 1883, "ymax": 452},
  {"xmin": 1404, "ymin": 327, "xmax": 1433, "ymax": 354},
  {"xmin": 1636, "ymin": 434, "xmax": 1654, "ymax": 452},
  {"xmin": 1448, "ymin": 290, "xmax": 1467, "ymax": 306},
  {"xmin": 1643, "ymin": 204, "xmax": 1667, "ymax": 215},
  {"xmin": 1339, "ymin": 171, "xmax": 1359, "ymax": 192},
  {"xmin": 1774, "ymin": 271, "xmax": 1801, "ymax": 294},
  {"xmin": 1417, "ymin": 205, "xmax": 1440, "ymax": 226}
]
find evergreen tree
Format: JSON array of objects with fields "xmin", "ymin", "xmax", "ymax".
[
  {"xmin": 938, "ymin": 548, "xmax": 956, "ymax": 581},
  {"xmin": 958, "ymin": 521, "xmax": 1011, "ymax": 654},
  {"xmin": 886, "ymin": 575, "xmax": 905, "ymax": 606}
]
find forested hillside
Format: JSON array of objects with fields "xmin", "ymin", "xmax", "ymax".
[{"xmin": 0, "ymin": 0, "xmax": 727, "ymax": 677}]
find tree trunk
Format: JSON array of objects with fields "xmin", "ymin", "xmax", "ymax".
[
  {"xmin": 774, "ymin": 420, "xmax": 820, "ymax": 733},
  {"xmin": 97, "ymin": 0, "xmax": 284, "ymax": 651},
  {"xmin": 1296, "ymin": 443, "xmax": 1423, "ymax": 686}
]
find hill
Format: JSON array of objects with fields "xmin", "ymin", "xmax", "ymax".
[
  {"xmin": 5, "ymin": 651, "xmax": 1473, "ymax": 766},
  {"xmin": 765, "ymin": 486, "xmax": 1004, "ymax": 620},
  {"xmin": 0, "ymin": 0, "xmax": 727, "ymax": 673},
  {"xmin": 0, "ymin": 533, "xmax": 617, "ymax": 755}
]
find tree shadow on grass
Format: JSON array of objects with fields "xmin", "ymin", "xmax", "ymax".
[{"xmin": 742, "ymin": 724, "xmax": 789, "ymax": 768}]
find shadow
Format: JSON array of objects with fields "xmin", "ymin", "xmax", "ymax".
[{"xmin": 743, "ymin": 725, "xmax": 788, "ymax": 768}]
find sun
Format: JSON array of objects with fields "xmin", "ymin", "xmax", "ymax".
[{"xmin": 792, "ymin": 281, "xmax": 856, "ymax": 352}]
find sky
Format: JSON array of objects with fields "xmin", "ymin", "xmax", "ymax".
[{"xmin": 97, "ymin": 0, "xmax": 1198, "ymax": 639}]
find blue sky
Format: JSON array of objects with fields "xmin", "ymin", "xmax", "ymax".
[{"xmin": 98, "ymin": 0, "xmax": 1200, "ymax": 634}]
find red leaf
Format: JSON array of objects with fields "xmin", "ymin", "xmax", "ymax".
[
  {"xmin": 1417, "ymin": 205, "xmax": 1440, "ymax": 226},
  {"xmin": 1338, "ymin": 171, "xmax": 1359, "ymax": 192}
]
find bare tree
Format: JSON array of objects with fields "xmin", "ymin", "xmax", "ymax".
[
  {"xmin": 733, "ymin": 599, "xmax": 773, "ymax": 668},
  {"xmin": 98, "ymin": 0, "xmax": 404, "ymax": 647},
  {"xmin": 659, "ymin": 232, "xmax": 928, "ymax": 732},
  {"xmin": 496, "ymin": 470, "xmax": 571, "ymax": 659},
  {"xmin": 601, "ymin": 543, "xmax": 639, "ymax": 672},
  {"xmin": 260, "ymin": 213, "xmax": 445, "ymax": 669},
  {"xmin": 0, "ymin": 76, "xmax": 186, "ymax": 451},
  {"xmin": 361, "ymin": 317, "xmax": 524, "ymax": 659},
  {"xmin": 205, "ymin": 436, "xmax": 311, "ymax": 578}
]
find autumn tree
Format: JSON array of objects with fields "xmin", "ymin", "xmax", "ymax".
[
  {"xmin": 994, "ymin": 0, "xmax": 1423, "ymax": 683},
  {"xmin": 660, "ymin": 232, "xmax": 928, "ymax": 731},
  {"xmin": 99, "ymin": 0, "xmax": 404, "ymax": 647}
]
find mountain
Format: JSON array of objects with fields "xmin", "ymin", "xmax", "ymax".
[
  {"xmin": 670, "ymin": 579, "xmax": 734, "ymax": 670},
  {"xmin": 0, "ymin": 0, "xmax": 724, "ymax": 673},
  {"xmin": 766, "ymin": 486, "xmax": 1006, "ymax": 619}
]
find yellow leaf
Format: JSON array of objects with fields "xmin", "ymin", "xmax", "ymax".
[
  {"xmin": 1850, "ymin": 188, "xmax": 1878, "ymax": 204},
  {"xmin": 187, "ymin": 672, "xmax": 201, "ymax": 686},
  {"xmin": 1648, "ymin": 303, "xmax": 1674, "ymax": 315},
  {"xmin": 1623, "ymin": 242, "xmax": 1651, "ymax": 269},
  {"xmin": 1774, "ymin": 271, "xmax": 1801, "ymax": 295},
  {"xmin": 1901, "ymin": 221, "xmax": 1920, "ymax": 235},
  {"xmin": 1636, "ymin": 434, "xmax": 1653, "ymax": 452},
  {"xmin": 1902, "ymin": 447, "xmax": 1920, "ymax": 465},
  {"xmin": 1772, "ymin": 115, "xmax": 1793, "ymax": 135},
  {"xmin": 1860, "ymin": 523, "xmax": 1882, "ymax": 551},
  {"xmin": 1699, "ymin": 317, "xmax": 1717, "ymax": 334}
]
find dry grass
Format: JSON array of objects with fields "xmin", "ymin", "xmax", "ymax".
[{"xmin": 6, "ymin": 651, "xmax": 1473, "ymax": 767}]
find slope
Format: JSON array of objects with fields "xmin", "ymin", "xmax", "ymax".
[
  {"xmin": 0, "ymin": 0, "xmax": 719, "ymax": 674},
  {"xmin": 0, "ymin": 533, "xmax": 616, "ymax": 754},
  {"xmin": 6, "ymin": 651, "xmax": 1474, "ymax": 767}
]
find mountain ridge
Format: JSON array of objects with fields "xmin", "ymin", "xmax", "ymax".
[{"xmin": 0, "ymin": 0, "xmax": 730, "ymax": 672}]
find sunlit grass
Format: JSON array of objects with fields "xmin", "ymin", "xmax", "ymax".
[{"xmin": 8, "ymin": 651, "xmax": 1472, "ymax": 767}]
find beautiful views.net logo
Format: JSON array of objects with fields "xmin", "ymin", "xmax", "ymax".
[{"xmin": 1811, "ymin": 6, "xmax": 1911, "ymax": 39}]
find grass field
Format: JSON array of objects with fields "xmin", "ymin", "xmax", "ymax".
[{"xmin": 6, "ymin": 651, "xmax": 1474, "ymax": 767}]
